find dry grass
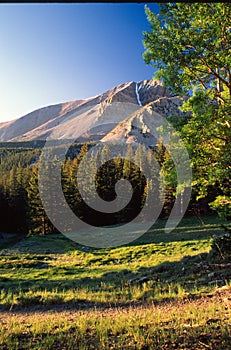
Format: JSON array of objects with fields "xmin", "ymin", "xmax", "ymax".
[{"xmin": 0, "ymin": 286, "xmax": 230, "ymax": 349}]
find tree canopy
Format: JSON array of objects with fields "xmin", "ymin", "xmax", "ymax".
[
  {"xmin": 143, "ymin": 3, "xmax": 231, "ymax": 219},
  {"xmin": 143, "ymin": 3, "xmax": 231, "ymax": 99}
]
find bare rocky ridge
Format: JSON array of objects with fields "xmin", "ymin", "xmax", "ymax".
[
  {"xmin": 0, "ymin": 80, "xmax": 187, "ymax": 143},
  {"xmin": 137, "ymin": 79, "xmax": 173, "ymax": 105}
]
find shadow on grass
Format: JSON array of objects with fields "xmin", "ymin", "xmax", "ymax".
[
  {"xmin": 0, "ymin": 249, "xmax": 230, "ymax": 313},
  {"xmin": 0, "ymin": 233, "xmax": 81, "ymax": 255},
  {"xmin": 6, "ymin": 320, "xmax": 231, "ymax": 350},
  {"xmin": 0, "ymin": 215, "xmax": 227, "ymax": 255},
  {"xmin": 0, "ymin": 215, "xmax": 230, "ymax": 312},
  {"xmin": 131, "ymin": 215, "xmax": 228, "ymax": 246}
]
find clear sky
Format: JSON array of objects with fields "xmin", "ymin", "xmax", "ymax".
[{"xmin": 0, "ymin": 3, "xmax": 159, "ymax": 123}]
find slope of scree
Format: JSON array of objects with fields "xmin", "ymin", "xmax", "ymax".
[{"xmin": 0, "ymin": 80, "xmax": 187, "ymax": 143}]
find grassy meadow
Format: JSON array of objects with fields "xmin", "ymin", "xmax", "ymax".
[{"xmin": 0, "ymin": 215, "xmax": 230, "ymax": 349}]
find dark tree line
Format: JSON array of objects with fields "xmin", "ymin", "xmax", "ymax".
[{"xmin": 0, "ymin": 141, "xmax": 216, "ymax": 237}]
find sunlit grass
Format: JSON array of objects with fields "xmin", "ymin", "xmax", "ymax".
[
  {"xmin": 0, "ymin": 216, "xmax": 229, "ymax": 310},
  {"xmin": 0, "ymin": 215, "xmax": 230, "ymax": 348},
  {"xmin": 0, "ymin": 297, "xmax": 230, "ymax": 349}
]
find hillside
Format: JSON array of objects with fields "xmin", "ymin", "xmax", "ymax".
[{"xmin": 0, "ymin": 80, "xmax": 187, "ymax": 144}]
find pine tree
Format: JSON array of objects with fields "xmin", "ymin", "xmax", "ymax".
[{"xmin": 27, "ymin": 166, "xmax": 53, "ymax": 236}]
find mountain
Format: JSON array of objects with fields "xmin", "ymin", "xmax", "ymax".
[{"xmin": 0, "ymin": 80, "xmax": 187, "ymax": 144}]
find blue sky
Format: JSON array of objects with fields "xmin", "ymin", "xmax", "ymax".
[{"xmin": 0, "ymin": 3, "xmax": 159, "ymax": 122}]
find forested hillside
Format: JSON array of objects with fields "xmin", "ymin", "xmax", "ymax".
[{"xmin": 0, "ymin": 140, "xmax": 216, "ymax": 237}]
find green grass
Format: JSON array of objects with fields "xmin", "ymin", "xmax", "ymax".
[
  {"xmin": 0, "ymin": 216, "xmax": 230, "ymax": 309},
  {"xmin": 0, "ymin": 292, "xmax": 230, "ymax": 349},
  {"xmin": 0, "ymin": 215, "xmax": 230, "ymax": 349}
]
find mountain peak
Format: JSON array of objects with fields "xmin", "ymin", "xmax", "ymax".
[{"xmin": 0, "ymin": 80, "xmax": 185, "ymax": 143}]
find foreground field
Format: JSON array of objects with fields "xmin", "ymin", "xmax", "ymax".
[
  {"xmin": 0, "ymin": 287, "xmax": 230, "ymax": 350},
  {"xmin": 0, "ymin": 216, "xmax": 230, "ymax": 349}
]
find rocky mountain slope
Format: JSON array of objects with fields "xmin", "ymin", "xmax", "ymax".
[{"xmin": 0, "ymin": 80, "xmax": 187, "ymax": 144}]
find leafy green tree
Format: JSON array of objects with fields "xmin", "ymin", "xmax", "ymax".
[
  {"xmin": 181, "ymin": 91, "xmax": 231, "ymax": 218},
  {"xmin": 143, "ymin": 3, "xmax": 231, "ymax": 98},
  {"xmin": 143, "ymin": 3, "xmax": 231, "ymax": 219}
]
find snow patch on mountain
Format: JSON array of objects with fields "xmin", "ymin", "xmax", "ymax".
[
  {"xmin": 0, "ymin": 80, "xmax": 187, "ymax": 143},
  {"xmin": 135, "ymin": 83, "xmax": 142, "ymax": 106}
]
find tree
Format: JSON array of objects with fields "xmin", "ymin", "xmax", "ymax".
[
  {"xmin": 155, "ymin": 138, "xmax": 176, "ymax": 218},
  {"xmin": 143, "ymin": 3, "xmax": 231, "ymax": 99},
  {"xmin": 143, "ymin": 3, "xmax": 231, "ymax": 219},
  {"xmin": 27, "ymin": 166, "xmax": 54, "ymax": 236}
]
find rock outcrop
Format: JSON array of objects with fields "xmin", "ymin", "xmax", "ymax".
[{"xmin": 0, "ymin": 80, "xmax": 188, "ymax": 143}]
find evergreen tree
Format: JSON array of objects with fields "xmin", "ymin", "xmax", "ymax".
[{"xmin": 27, "ymin": 166, "xmax": 53, "ymax": 236}]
